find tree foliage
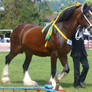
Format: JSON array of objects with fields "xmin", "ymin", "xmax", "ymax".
[
  {"xmin": 0, "ymin": 0, "xmax": 52, "ymax": 29},
  {"xmin": 85, "ymin": 0, "xmax": 92, "ymax": 6}
]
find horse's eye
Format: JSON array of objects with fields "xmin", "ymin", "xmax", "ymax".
[{"xmin": 86, "ymin": 14, "xmax": 90, "ymax": 18}]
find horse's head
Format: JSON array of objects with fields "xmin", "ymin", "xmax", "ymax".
[
  {"xmin": 79, "ymin": 3, "xmax": 92, "ymax": 30},
  {"xmin": 56, "ymin": 3, "xmax": 92, "ymax": 30}
]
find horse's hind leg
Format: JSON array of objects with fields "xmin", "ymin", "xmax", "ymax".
[
  {"xmin": 1, "ymin": 51, "xmax": 20, "ymax": 83},
  {"xmin": 23, "ymin": 51, "xmax": 38, "ymax": 86}
]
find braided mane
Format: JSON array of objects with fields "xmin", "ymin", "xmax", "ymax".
[{"xmin": 57, "ymin": 5, "xmax": 81, "ymax": 22}]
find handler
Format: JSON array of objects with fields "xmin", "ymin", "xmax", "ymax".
[{"xmin": 71, "ymin": 25, "xmax": 89, "ymax": 88}]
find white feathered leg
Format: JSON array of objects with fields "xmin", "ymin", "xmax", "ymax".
[
  {"xmin": 49, "ymin": 76, "xmax": 57, "ymax": 89},
  {"xmin": 23, "ymin": 71, "xmax": 38, "ymax": 86},
  {"xmin": 1, "ymin": 64, "xmax": 10, "ymax": 83},
  {"xmin": 55, "ymin": 72, "xmax": 67, "ymax": 81},
  {"xmin": 49, "ymin": 75, "xmax": 63, "ymax": 90}
]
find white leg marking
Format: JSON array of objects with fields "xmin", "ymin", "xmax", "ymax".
[
  {"xmin": 1, "ymin": 64, "xmax": 10, "ymax": 83},
  {"xmin": 49, "ymin": 76, "xmax": 56, "ymax": 89},
  {"xmin": 49, "ymin": 76, "xmax": 63, "ymax": 90},
  {"xmin": 23, "ymin": 71, "xmax": 38, "ymax": 86},
  {"xmin": 56, "ymin": 72, "xmax": 67, "ymax": 81}
]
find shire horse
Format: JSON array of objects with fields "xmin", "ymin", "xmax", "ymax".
[{"xmin": 1, "ymin": 3, "xmax": 92, "ymax": 89}]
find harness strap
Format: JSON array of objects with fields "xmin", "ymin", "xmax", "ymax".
[
  {"xmin": 45, "ymin": 24, "xmax": 72, "ymax": 47},
  {"xmin": 54, "ymin": 24, "xmax": 72, "ymax": 46},
  {"xmin": 53, "ymin": 24, "xmax": 69, "ymax": 40}
]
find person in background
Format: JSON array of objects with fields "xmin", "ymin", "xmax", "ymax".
[{"xmin": 71, "ymin": 25, "xmax": 89, "ymax": 89}]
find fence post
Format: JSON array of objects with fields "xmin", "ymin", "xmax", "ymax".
[{"xmin": 13, "ymin": 89, "xmax": 15, "ymax": 92}]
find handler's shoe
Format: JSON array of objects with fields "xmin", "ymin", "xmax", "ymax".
[{"xmin": 80, "ymin": 82, "xmax": 85, "ymax": 88}]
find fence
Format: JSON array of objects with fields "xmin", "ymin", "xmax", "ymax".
[
  {"xmin": 0, "ymin": 85, "xmax": 60, "ymax": 92},
  {"xmin": 84, "ymin": 40, "xmax": 92, "ymax": 50},
  {"xmin": 0, "ymin": 43, "xmax": 10, "ymax": 52}
]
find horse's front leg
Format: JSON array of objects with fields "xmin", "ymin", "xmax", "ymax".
[
  {"xmin": 23, "ymin": 51, "xmax": 38, "ymax": 86},
  {"xmin": 48, "ymin": 50, "xmax": 58, "ymax": 89},
  {"xmin": 55, "ymin": 55, "xmax": 70, "ymax": 88}
]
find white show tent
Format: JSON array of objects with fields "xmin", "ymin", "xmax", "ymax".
[
  {"xmin": 0, "ymin": 29, "xmax": 13, "ymax": 32},
  {"xmin": 0, "ymin": 29, "xmax": 12, "ymax": 52}
]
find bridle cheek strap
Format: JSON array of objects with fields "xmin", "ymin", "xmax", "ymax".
[
  {"xmin": 54, "ymin": 24, "xmax": 69, "ymax": 40},
  {"xmin": 83, "ymin": 14, "xmax": 92, "ymax": 29},
  {"xmin": 81, "ymin": 5, "xmax": 92, "ymax": 28}
]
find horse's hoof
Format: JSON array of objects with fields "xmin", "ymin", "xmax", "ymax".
[
  {"xmin": 1, "ymin": 76, "xmax": 10, "ymax": 83},
  {"xmin": 58, "ymin": 85, "xmax": 63, "ymax": 90},
  {"xmin": 24, "ymin": 80, "xmax": 38, "ymax": 86},
  {"xmin": 56, "ymin": 85, "xmax": 63, "ymax": 90}
]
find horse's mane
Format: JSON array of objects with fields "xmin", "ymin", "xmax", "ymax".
[{"xmin": 57, "ymin": 5, "xmax": 81, "ymax": 22}]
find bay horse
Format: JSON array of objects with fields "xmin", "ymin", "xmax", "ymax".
[{"xmin": 1, "ymin": 3, "xmax": 92, "ymax": 90}]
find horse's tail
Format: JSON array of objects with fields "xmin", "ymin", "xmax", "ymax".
[{"xmin": 10, "ymin": 24, "xmax": 26, "ymax": 53}]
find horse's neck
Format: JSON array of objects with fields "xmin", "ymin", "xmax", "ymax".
[
  {"xmin": 56, "ymin": 21, "xmax": 78, "ymax": 39},
  {"xmin": 55, "ymin": 7, "xmax": 81, "ymax": 39},
  {"xmin": 63, "ymin": 10, "xmax": 81, "ymax": 38}
]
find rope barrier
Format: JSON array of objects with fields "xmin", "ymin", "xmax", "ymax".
[{"xmin": 0, "ymin": 85, "xmax": 60, "ymax": 92}]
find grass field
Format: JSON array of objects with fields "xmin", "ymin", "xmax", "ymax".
[{"xmin": 0, "ymin": 50, "xmax": 92, "ymax": 92}]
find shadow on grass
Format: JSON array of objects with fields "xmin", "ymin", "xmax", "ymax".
[
  {"xmin": 60, "ymin": 82, "xmax": 92, "ymax": 88},
  {"xmin": 86, "ymin": 83, "xmax": 92, "ymax": 87},
  {"xmin": 36, "ymin": 80, "xmax": 48, "ymax": 86},
  {"xmin": 60, "ymin": 82, "xmax": 73, "ymax": 88},
  {"xmin": 37, "ymin": 80, "xmax": 74, "ymax": 88},
  {"xmin": 0, "ymin": 81, "xmax": 23, "ymax": 86},
  {"xmin": 11, "ymin": 81, "xmax": 23, "ymax": 84},
  {"xmin": 12, "ymin": 80, "xmax": 74, "ymax": 87}
]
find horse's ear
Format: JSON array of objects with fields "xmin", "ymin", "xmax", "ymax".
[
  {"xmin": 83, "ymin": 3, "xmax": 90, "ymax": 14},
  {"xmin": 83, "ymin": 3, "xmax": 88, "ymax": 10}
]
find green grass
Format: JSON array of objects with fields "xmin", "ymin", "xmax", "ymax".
[{"xmin": 0, "ymin": 50, "xmax": 92, "ymax": 92}]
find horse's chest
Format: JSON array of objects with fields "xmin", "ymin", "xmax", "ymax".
[{"xmin": 56, "ymin": 35, "xmax": 66, "ymax": 48}]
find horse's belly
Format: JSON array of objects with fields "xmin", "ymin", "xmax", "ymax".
[
  {"xmin": 23, "ymin": 39, "xmax": 50, "ymax": 56},
  {"xmin": 32, "ymin": 51, "xmax": 50, "ymax": 56},
  {"xmin": 27, "ymin": 45, "xmax": 50, "ymax": 56}
]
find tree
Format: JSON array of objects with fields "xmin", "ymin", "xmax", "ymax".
[
  {"xmin": 0, "ymin": 0, "xmax": 52, "ymax": 30},
  {"xmin": 85, "ymin": 0, "xmax": 92, "ymax": 6},
  {"xmin": 0, "ymin": 0, "xmax": 23, "ymax": 29}
]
